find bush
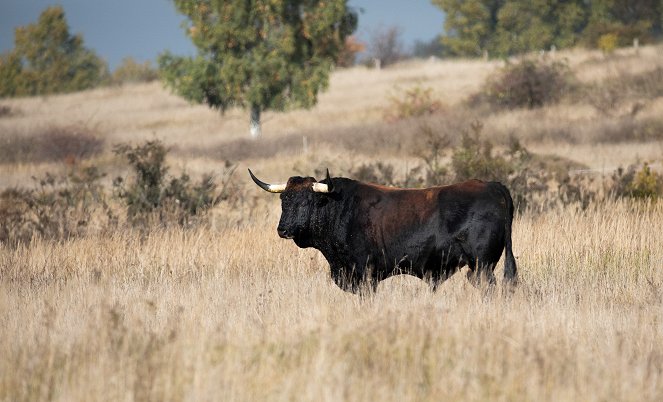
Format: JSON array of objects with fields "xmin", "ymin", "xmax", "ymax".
[
  {"xmin": 384, "ymin": 85, "xmax": 442, "ymax": 122},
  {"xmin": 352, "ymin": 162, "xmax": 396, "ymax": 186},
  {"xmin": 611, "ymin": 162, "xmax": 662, "ymax": 200},
  {"xmin": 113, "ymin": 140, "xmax": 228, "ymax": 227},
  {"xmin": 582, "ymin": 67, "xmax": 663, "ymax": 116},
  {"xmin": 477, "ymin": 59, "xmax": 574, "ymax": 110},
  {"xmin": 0, "ymin": 167, "xmax": 114, "ymax": 246},
  {"xmin": 367, "ymin": 25, "xmax": 404, "ymax": 67},
  {"xmin": 111, "ymin": 57, "xmax": 159, "ymax": 85},
  {"xmin": 0, "ymin": 104, "xmax": 14, "ymax": 117},
  {"xmin": 349, "ymin": 121, "xmax": 601, "ymax": 213},
  {"xmin": 450, "ymin": 121, "xmax": 512, "ymax": 182},
  {"xmin": 597, "ymin": 33, "xmax": 618, "ymax": 53},
  {"xmin": 336, "ymin": 36, "xmax": 365, "ymax": 68},
  {"xmin": 0, "ymin": 125, "xmax": 104, "ymax": 165}
]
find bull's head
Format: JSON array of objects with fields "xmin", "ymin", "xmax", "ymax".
[{"xmin": 248, "ymin": 169, "xmax": 334, "ymax": 247}]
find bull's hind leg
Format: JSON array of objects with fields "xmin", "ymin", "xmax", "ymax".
[{"xmin": 465, "ymin": 256, "xmax": 497, "ymax": 288}]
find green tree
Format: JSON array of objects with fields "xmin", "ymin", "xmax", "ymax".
[
  {"xmin": 583, "ymin": 0, "xmax": 661, "ymax": 47},
  {"xmin": 432, "ymin": 0, "xmax": 504, "ymax": 57},
  {"xmin": 433, "ymin": 0, "xmax": 662, "ymax": 56},
  {"xmin": 0, "ymin": 6, "xmax": 108, "ymax": 97},
  {"xmin": 159, "ymin": 0, "xmax": 357, "ymax": 138},
  {"xmin": 493, "ymin": 0, "xmax": 587, "ymax": 55}
]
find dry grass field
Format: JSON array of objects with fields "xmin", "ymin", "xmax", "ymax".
[{"xmin": 1, "ymin": 45, "xmax": 663, "ymax": 401}]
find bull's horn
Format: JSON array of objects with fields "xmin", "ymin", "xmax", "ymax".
[
  {"xmin": 312, "ymin": 169, "xmax": 333, "ymax": 193},
  {"xmin": 248, "ymin": 169, "xmax": 286, "ymax": 193}
]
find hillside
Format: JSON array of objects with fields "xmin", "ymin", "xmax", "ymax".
[{"xmin": 1, "ymin": 45, "xmax": 663, "ymax": 402}]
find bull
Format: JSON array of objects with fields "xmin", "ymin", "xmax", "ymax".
[{"xmin": 249, "ymin": 169, "xmax": 517, "ymax": 293}]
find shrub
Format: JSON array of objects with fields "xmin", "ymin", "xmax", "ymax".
[
  {"xmin": 384, "ymin": 85, "xmax": 442, "ymax": 122},
  {"xmin": 414, "ymin": 124, "xmax": 450, "ymax": 186},
  {"xmin": 111, "ymin": 57, "xmax": 159, "ymax": 85},
  {"xmin": 336, "ymin": 36, "xmax": 365, "ymax": 68},
  {"xmin": 352, "ymin": 162, "xmax": 396, "ymax": 186},
  {"xmin": 367, "ymin": 25, "xmax": 404, "ymax": 68},
  {"xmin": 0, "ymin": 125, "xmax": 104, "ymax": 165},
  {"xmin": 583, "ymin": 67, "xmax": 663, "ymax": 116},
  {"xmin": 113, "ymin": 140, "xmax": 228, "ymax": 227},
  {"xmin": 0, "ymin": 104, "xmax": 14, "ymax": 117},
  {"xmin": 0, "ymin": 167, "xmax": 114, "ymax": 246},
  {"xmin": 478, "ymin": 59, "xmax": 574, "ymax": 109},
  {"xmin": 597, "ymin": 33, "xmax": 618, "ymax": 53},
  {"xmin": 450, "ymin": 121, "xmax": 512, "ymax": 182},
  {"xmin": 611, "ymin": 162, "xmax": 662, "ymax": 200}
]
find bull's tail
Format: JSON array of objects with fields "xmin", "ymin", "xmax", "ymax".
[{"xmin": 496, "ymin": 183, "xmax": 517, "ymax": 284}]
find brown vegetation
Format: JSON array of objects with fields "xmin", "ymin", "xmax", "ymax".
[{"xmin": 1, "ymin": 44, "xmax": 663, "ymax": 401}]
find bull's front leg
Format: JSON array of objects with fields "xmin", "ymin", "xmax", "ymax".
[{"xmin": 329, "ymin": 260, "xmax": 377, "ymax": 294}]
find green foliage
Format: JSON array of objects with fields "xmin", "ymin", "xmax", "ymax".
[
  {"xmin": 0, "ymin": 6, "xmax": 109, "ymax": 97},
  {"xmin": 433, "ymin": 0, "xmax": 501, "ymax": 57},
  {"xmin": 612, "ymin": 162, "xmax": 662, "ymax": 200},
  {"xmin": 597, "ymin": 33, "xmax": 619, "ymax": 53},
  {"xmin": 492, "ymin": 0, "xmax": 587, "ymax": 56},
  {"xmin": 113, "ymin": 140, "xmax": 225, "ymax": 227},
  {"xmin": 412, "ymin": 36, "xmax": 447, "ymax": 58},
  {"xmin": 384, "ymin": 85, "xmax": 442, "ymax": 122},
  {"xmin": 111, "ymin": 57, "xmax": 159, "ymax": 85},
  {"xmin": 450, "ymin": 121, "xmax": 512, "ymax": 182},
  {"xmin": 582, "ymin": 0, "xmax": 661, "ymax": 48},
  {"xmin": 0, "ymin": 140, "xmax": 233, "ymax": 245},
  {"xmin": 478, "ymin": 58, "xmax": 573, "ymax": 109},
  {"xmin": 349, "ymin": 121, "xmax": 602, "ymax": 213},
  {"xmin": 432, "ymin": 0, "xmax": 661, "ymax": 57},
  {"xmin": 159, "ymin": 0, "xmax": 357, "ymax": 136}
]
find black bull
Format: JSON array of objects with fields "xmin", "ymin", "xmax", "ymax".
[{"xmin": 249, "ymin": 169, "xmax": 517, "ymax": 293}]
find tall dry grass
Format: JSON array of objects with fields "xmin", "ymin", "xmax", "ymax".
[
  {"xmin": 1, "ymin": 200, "xmax": 662, "ymax": 402},
  {"xmin": 1, "ymin": 44, "xmax": 663, "ymax": 401}
]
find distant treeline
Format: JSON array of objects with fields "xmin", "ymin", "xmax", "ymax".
[
  {"xmin": 433, "ymin": 0, "xmax": 662, "ymax": 56},
  {"xmin": 0, "ymin": 6, "xmax": 158, "ymax": 98},
  {"xmin": 2, "ymin": 2, "xmax": 663, "ymax": 98}
]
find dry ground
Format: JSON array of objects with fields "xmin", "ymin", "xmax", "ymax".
[{"xmin": 1, "ymin": 45, "xmax": 663, "ymax": 401}]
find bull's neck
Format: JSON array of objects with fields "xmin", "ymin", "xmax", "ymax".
[{"xmin": 309, "ymin": 185, "xmax": 357, "ymax": 263}]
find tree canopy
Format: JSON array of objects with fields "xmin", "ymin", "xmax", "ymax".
[
  {"xmin": 0, "ymin": 6, "xmax": 108, "ymax": 97},
  {"xmin": 159, "ymin": 0, "xmax": 357, "ymax": 138},
  {"xmin": 433, "ymin": 0, "xmax": 662, "ymax": 57}
]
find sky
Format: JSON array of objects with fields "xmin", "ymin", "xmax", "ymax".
[{"xmin": 0, "ymin": 0, "xmax": 445, "ymax": 70}]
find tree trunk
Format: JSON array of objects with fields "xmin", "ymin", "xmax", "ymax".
[{"xmin": 250, "ymin": 104, "xmax": 261, "ymax": 139}]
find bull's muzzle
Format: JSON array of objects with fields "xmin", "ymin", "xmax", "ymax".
[{"xmin": 277, "ymin": 226, "xmax": 294, "ymax": 239}]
